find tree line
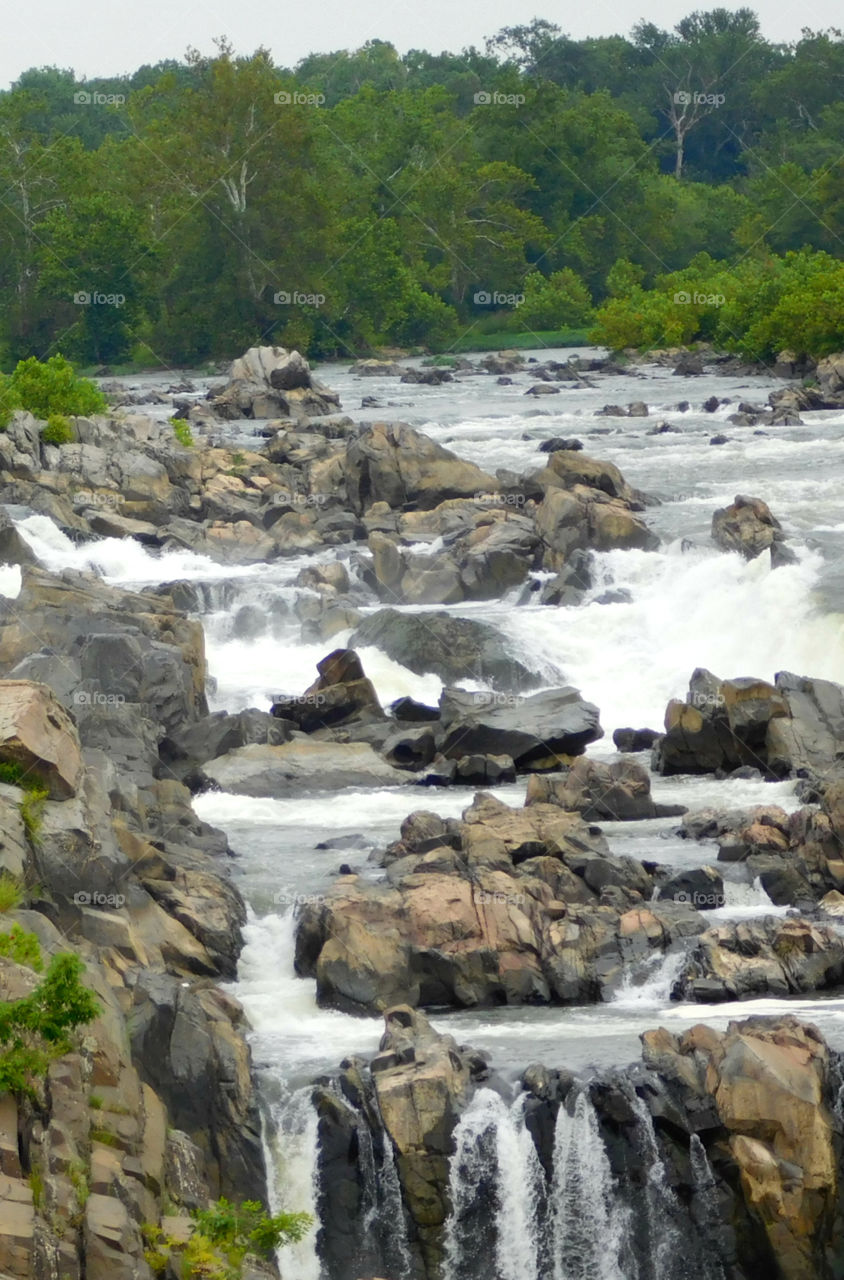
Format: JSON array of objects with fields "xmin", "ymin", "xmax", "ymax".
[{"xmin": 1, "ymin": 10, "xmax": 842, "ymax": 368}]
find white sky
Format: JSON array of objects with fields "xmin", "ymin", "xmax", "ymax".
[{"xmin": 3, "ymin": 0, "xmax": 841, "ymax": 90}]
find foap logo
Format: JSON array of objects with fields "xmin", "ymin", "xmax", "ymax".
[
  {"xmin": 277, "ymin": 488, "xmax": 328, "ymax": 507},
  {"xmin": 273, "ymin": 890, "xmax": 327, "ymax": 907},
  {"xmin": 74, "ymin": 90, "xmax": 126, "ymax": 106},
  {"xmin": 674, "ymin": 890, "xmax": 726, "ymax": 908},
  {"xmin": 73, "ymin": 690, "xmax": 126, "ymax": 708},
  {"xmin": 74, "ymin": 290, "xmax": 126, "ymax": 308},
  {"xmin": 474, "ymin": 90, "xmax": 526, "ymax": 107},
  {"xmin": 273, "ymin": 290, "xmax": 325, "ymax": 307},
  {"xmin": 474, "ymin": 490, "xmax": 527, "ymax": 508},
  {"xmin": 674, "ymin": 90, "xmax": 725, "ymax": 108},
  {"xmin": 73, "ymin": 490, "xmax": 125, "ymax": 509},
  {"xmin": 474, "ymin": 290, "xmax": 525, "ymax": 308},
  {"xmin": 274, "ymin": 90, "xmax": 325, "ymax": 107},
  {"xmin": 74, "ymin": 890, "xmax": 126, "ymax": 909},
  {"xmin": 673, "ymin": 290, "xmax": 725, "ymax": 307},
  {"xmin": 476, "ymin": 890, "xmax": 527, "ymax": 906},
  {"xmin": 689, "ymin": 690, "xmax": 725, "ymax": 709}
]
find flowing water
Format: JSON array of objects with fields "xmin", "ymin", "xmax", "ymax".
[{"xmin": 7, "ymin": 351, "xmax": 844, "ymax": 1277}]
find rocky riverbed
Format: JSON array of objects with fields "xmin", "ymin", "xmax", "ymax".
[{"xmin": 1, "ymin": 343, "xmax": 844, "ymax": 1279}]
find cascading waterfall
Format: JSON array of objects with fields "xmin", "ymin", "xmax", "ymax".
[
  {"xmin": 689, "ymin": 1135, "xmax": 727, "ymax": 1280},
  {"xmin": 550, "ymin": 1090, "xmax": 630, "ymax": 1280},
  {"xmin": 377, "ymin": 1133, "xmax": 415, "ymax": 1280},
  {"xmin": 610, "ymin": 948, "xmax": 688, "ymax": 1008},
  {"xmin": 266, "ymin": 1087, "xmax": 321, "ymax": 1280},
  {"xmin": 628, "ymin": 1092, "xmax": 685, "ymax": 1280},
  {"xmin": 443, "ymin": 1089, "xmax": 545, "ymax": 1280}
]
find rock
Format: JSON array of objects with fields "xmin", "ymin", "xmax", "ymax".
[
  {"xmin": 673, "ymin": 352, "xmax": 704, "ymax": 376},
  {"xmin": 675, "ymin": 917, "xmax": 844, "ymax": 1002},
  {"xmin": 159, "ymin": 709, "xmax": 291, "ymax": 784},
  {"xmin": 654, "ymin": 667, "xmax": 844, "ymax": 781},
  {"xmin": 709, "ymin": 434, "xmax": 729, "ymax": 445},
  {"xmin": 525, "ymin": 757, "xmax": 684, "ymax": 820},
  {"xmin": 389, "ymin": 697, "xmax": 440, "ymax": 723},
  {"xmin": 352, "ymin": 359, "xmax": 405, "ymax": 377},
  {"xmin": 345, "ymin": 423, "xmax": 498, "ymax": 514},
  {"xmin": 0, "ymin": 679, "xmax": 82, "ymax": 798},
  {"xmin": 538, "ymin": 437, "xmax": 582, "ymax": 453},
  {"xmin": 270, "ymin": 648, "xmax": 384, "ymax": 732},
  {"xmin": 613, "ymin": 727, "xmax": 660, "ymax": 752},
  {"xmin": 439, "ymin": 686, "xmax": 603, "ymax": 769},
  {"xmin": 0, "ymin": 510, "xmax": 38, "ymax": 567},
  {"xmin": 200, "ymin": 739, "xmax": 407, "ymax": 796},
  {"xmin": 815, "ymin": 352, "xmax": 844, "ymax": 405},
  {"xmin": 641, "ymin": 1016, "xmax": 836, "ymax": 1279},
  {"xmin": 350, "ymin": 608, "xmax": 538, "ymax": 690},
  {"xmin": 210, "ymin": 346, "xmax": 340, "ymax": 420},
  {"xmin": 712, "ymin": 494, "xmax": 796, "ymax": 565},
  {"xmin": 627, "ymin": 401, "xmax": 649, "ymax": 416},
  {"xmin": 525, "ymin": 384, "xmax": 560, "ymax": 396},
  {"xmin": 656, "ymin": 865, "xmax": 724, "ymax": 910}
]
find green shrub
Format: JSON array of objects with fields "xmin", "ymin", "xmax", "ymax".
[
  {"xmin": 0, "ymin": 355, "xmax": 106, "ymax": 426},
  {"xmin": 0, "ymin": 924, "xmax": 43, "ymax": 970},
  {"xmin": 0, "ymin": 874, "xmax": 23, "ymax": 914},
  {"xmin": 41, "ymin": 414, "xmax": 75, "ymax": 446},
  {"xmin": 170, "ymin": 418, "xmax": 194, "ymax": 447},
  {"xmin": 0, "ymin": 944, "xmax": 99, "ymax": 1098},
  {"xmin": 143, "ymin": 1198, "xmax": 312, "ymax": 1279},
  {"xmin": 20, "ymin": 788, "xmax": 48, "ymax": 844}
]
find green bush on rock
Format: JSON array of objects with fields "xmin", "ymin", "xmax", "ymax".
[
  {"xmin": 0, "ymin": 355, "xmax": 107, "ymax": 429},
  {"xmin": 0, "ymin": 930, "xmax": 99, "ymax": 1098}
]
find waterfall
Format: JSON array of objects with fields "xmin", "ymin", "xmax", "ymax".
[
  {"xmin": 550, "ymin": 1090, "xmax": 629, "ymax": 1280},
  {"xmin": 628, "ymin": 1093, "xmax": 685, "ymax": 1280},
  {"xmin": 610, "ymin": 948, "xmax": 687, "ymax": 1008},
  {"xmin": 267, "ymin": 1087, "xmax": 321, "ymax": 1280},
  {"xmin": 689, "ymin": 1135, "xmax": 727, "ymax": 1280},
  {"xmin": 443, "ymin": 1089, "xmax": 544, "ymax": 1280},
  {"xmin": 378, "ymin": 1134, "xmax": 415, "ymax": 1280}
]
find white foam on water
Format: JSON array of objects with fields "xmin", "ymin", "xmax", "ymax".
[{"xmin": 502, "ymin": 542, "xmax": 844, "ymax": 729}]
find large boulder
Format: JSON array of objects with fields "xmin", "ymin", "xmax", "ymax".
[
  {"xmin": 815, "ymin": 352, "xmax": 844, "ymax": 406},
  {"xmin": 653, "ymin": 667, "xmax": 844, "ymax": 780},
  {"xmin": 641, "ymin": 1016, "xmax": 836, "ymax": 1280},
  {"xmin": 295, "ymin": 792, "xmax": 701, "ymax": 1014},
  {"xmin": 270, "ymin": 648, "xmax": 384, "ymax": 732},
  {"xmin": 439, "ymin": 686, "xmax": 603, "ymax": 769},
  {"xmin": 344, "ymin": 423, "xmax": 498, "ymax": 514},
  {"xmin": 210, "ymin": 346, "xmax": 341, "ymax": 421},
  {"xmin": 675, "ymin": 917, "xmax": 844, "ymax": 1002},
  {"xmin": 350, "ymin": 608, "xmax": 539, "ymax": 691},
  {"xmin": 712, "ymin": 495, "xmax": 796, "ymax": 566},
  {"xmin": 0, "ymin": 680, "xmax": 82, "ymax": 798},
  {"xmin": 200, "ymin": 739, "xmax": 407, "ymax": 797},
  {"xmin": 525, "ymin": 756, "xmax": 685, "ymax": 821}
]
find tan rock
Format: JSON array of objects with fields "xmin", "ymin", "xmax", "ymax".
[{"xmin": 0, "ymin": 679, "xmax": 82, "ymax": 799}]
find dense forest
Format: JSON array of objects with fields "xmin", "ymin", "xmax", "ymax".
[{"xmin": 1, "ymin": 9, "xmax": 843, "ymax": 369}]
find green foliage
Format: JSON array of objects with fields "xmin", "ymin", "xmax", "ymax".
[
  {"xmin": 20, "ymin": 787, "xmax": 48, "ymax": 844},
  {"xmin": 0, "ymin": 946, "xmax": 99, "ymax": 1097},
  {"xmin": 0, "ymin": 924, "xmax": 43, "ymax": 970},
  {"xmin": 0, "ymin": 356, "xmax": 106, "ymax": 424},
  {"xmin": 169, "ymin": 418, "xmax": 194, "ymax": 447},
  {"xmin": 590, "ymin": 249, "xmax": 844, "ymax": 360},
  {"xmin": 518, "ymin": 269, "xmax": 594, "ymax": 331},
  {"xmin": 0, "ymin": 31, "xmax": 844, "ymax": 360},
  {"xmin": 0, "ymin": 874, "xmax": 23, "ymax": 913},
  {"xmin": 41, "ymin": 413, "xmax": 75, "ymax": 445},
  {"xmin": 143, "ymin": 1199, "xmax": 312, "ymax": 1279}
]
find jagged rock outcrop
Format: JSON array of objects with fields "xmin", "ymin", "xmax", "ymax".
[
  {"xmin": 350, "ymin": 608, "xmax": 539, "ymax": 690},
  {"xmin": 674, "ymin": 917, "xmax": 844, "ymax": 1002},
  {"xmin": 438, "ymin": 685, "xmax": 603, "ymax": 769},
  {"xmin": 652, "ymin": 666, "xmax": 844, "ymax": 781},
  {"xmin": 344, "ymin": 422, "xmax": 498, "ymax": 514},
  {"xmin": 525, "ymin": 756, "xmax": 686, "ymax": 821},
  {"xmin": 296, "ymin": 791, "xmax": 703, "ymax": 1014},
  {"xmin": 209, "ymin": 345, "xmax": 341, "ymax": 420},
  {"xmin": 712, "ymin": 495, "xmax": 796, "ymax": 567}
]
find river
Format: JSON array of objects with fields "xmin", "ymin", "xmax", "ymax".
[{"xmin": 7, "ymin": 348, "xmax": 844, "ymax": 1277}]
